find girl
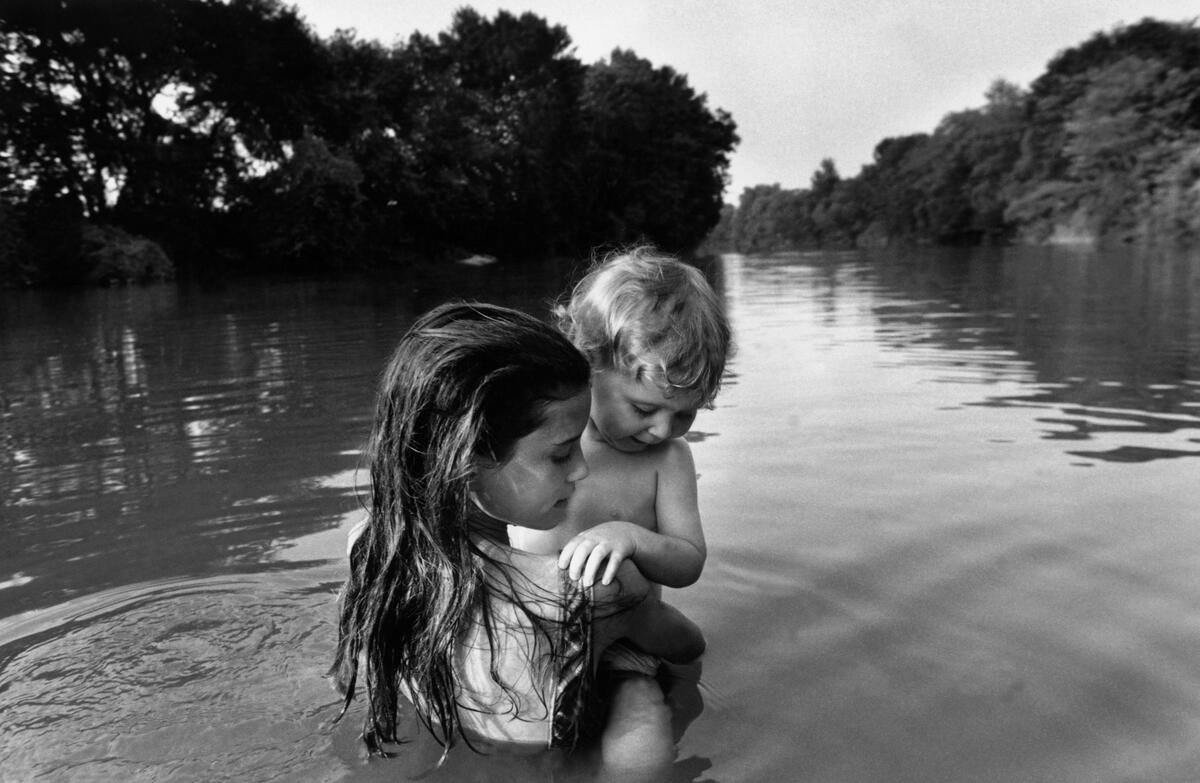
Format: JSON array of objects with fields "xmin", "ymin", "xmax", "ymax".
[{"xmin": 329, "ymin": 302, "xmax": 703, "ymax": 763}]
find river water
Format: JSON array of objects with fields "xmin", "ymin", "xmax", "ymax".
[{"xmin": 2, "ymin": 247, "xmax": 1199, "ymax": 782}]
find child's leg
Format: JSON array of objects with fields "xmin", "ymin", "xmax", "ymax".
[
  {"xmin": 659, "ymin": 659, "xmax": 704, "ymax": 742},
  {"xmin": 600, "ymin": 673, "xmax": 675, "ymax": 770}
]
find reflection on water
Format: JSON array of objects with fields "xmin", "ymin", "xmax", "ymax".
[
  {"xmin": 2, "ymin": 247, "xmax": 1200, "ymax": 781},
  {"xmin": 0, "ymin": 266, "xmax": 576, "ymax": 617},
  {"xmin": 865, "ymin": 247, "xmax": 1200, "ymax": 465},
  {"xmin": 693, "ymin": 247, "xmax": 1200, "ymax": 782},
  {"xmin": 1, "ymin": 283, "xmax": 383, "ymax": 617}
]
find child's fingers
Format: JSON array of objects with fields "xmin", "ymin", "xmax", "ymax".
[
  {"xmin": 567, "ymin": 542, "xmax": 595, "ymax": 581},
  {"xmin": 600, "ymin": 553, "xmax": 623, "ymax": 586},
  {"xmin": 557, "ymin": 540, "xmax": 578, "ymax": 570},
  {"xmin": 582, "ymin": 545, "xmax": 611, "ymax": 587}
]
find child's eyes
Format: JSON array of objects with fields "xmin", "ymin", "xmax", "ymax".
[
  {"xmin": 550, "ymin": 451, "xmax": 572, "ymax": 464},
  {"xmin": 632, "ymin": 405, "xmax": 655, "ymax": 416}
]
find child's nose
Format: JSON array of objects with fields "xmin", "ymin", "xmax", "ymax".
[{"xmin": 646, "ymin": 414, "xmax": 673, "ymax": 441}]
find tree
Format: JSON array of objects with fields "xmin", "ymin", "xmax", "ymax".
[
  {"xmin": 245, "ymin": 132, "xmax": 364, "ymax": 272},
  {"xmin": 429, "ymin": 9, "xmax": 587, "ymax": 254},
  {"xmin": 3, "ymin": 4, "xmax": 743, "ymax": 281},
  {"xmin": 1006, "ymin": 23, "xmax": 1200, "ymax": 242},
  {"xmin": 730, "ymin": 184, "xmax": 790, "ymax": 252},
  {"xmin": 309, "ymin": 11, "xmax": 590, "ymax": 258},
  {"xmin": 0, "ymin": 0, "xmax": 324, "ymax": 222},
  {"xmin": 810, "ymin": 158, "xmax": 840, "ymax": 202},
  {"xmin": 855, "ymin": 133, "xmax": 930, "ymax": 240},
  {"xmin": 1012, "ymin": 18, "xmax": 1200, "ymax": 193},
  {"xmin": 579, "ymin": 49, "xmax": 738, "ymax": 253}
]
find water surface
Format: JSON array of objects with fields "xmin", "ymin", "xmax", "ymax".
[{"xmin": 3, "ymin": 247, "xmax": 1200, "ymax": 782}]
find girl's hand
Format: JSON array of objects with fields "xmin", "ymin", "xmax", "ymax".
[{"xmin": 558, "ymin": 522, "xmax": 641, "ymax": 587}]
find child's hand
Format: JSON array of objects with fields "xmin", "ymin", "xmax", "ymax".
[{"xmin": 558, "ymin": 522, "xmax": 641, "ymax": 587}]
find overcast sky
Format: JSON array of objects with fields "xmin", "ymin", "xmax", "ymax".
[{"xmin": 288, "ymin": 0, "xmax": 1199, "ymax": 201}]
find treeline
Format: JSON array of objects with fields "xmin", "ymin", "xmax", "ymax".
[
  {"xmin": 709, "ymin": 18, "xmax": 1200, "ymax": 253},
  {"xmin": 0, "ymin": 0, "xmax": 737, "ymax": 286}
]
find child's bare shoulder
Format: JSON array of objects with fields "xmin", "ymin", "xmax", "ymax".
[
  {"xmin": 592, "ymin": 438, "xmax": 695, "ymax": 484},
  {"xmin": 654, "ymin": 437, "xmax": 696, "ymax": 475}
]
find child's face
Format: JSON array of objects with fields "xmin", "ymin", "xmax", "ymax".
[
  {"xmin": 471, "ymin": 388, "xmax": 591, "ymax": 529},
  {"xmin": 588, "ymin": 367, "xmax": 702, "ymax": 453}
]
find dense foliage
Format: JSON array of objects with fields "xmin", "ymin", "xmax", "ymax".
[
  {"xmin": 0, "ymin": 1, "xmax": 737, "ymax": 285},
  {"xmin": 712, "ymin": 18, "xmax": 1200, "ymax": 253}
]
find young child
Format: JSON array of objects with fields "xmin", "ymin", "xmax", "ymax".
[
  {"xmin": 509, "ymin": 247, "xmax": 731, "ymax": 748},
  {"xmin": 329, "ymin": 301, "xmax": 703, "ymax": 764},
  {"xmin": 513, "ymin": 246, "xmax": 730, "ymax": 593}
]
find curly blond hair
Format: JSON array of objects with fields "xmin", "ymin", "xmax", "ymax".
[{"xmin": 556, "ymin": 246, "xmax": 731, "ymax": 404}]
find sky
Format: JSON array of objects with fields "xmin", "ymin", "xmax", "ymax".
[{"xmin": 287, "ymin": 0, "xmax": 1200, "ymax": 201}]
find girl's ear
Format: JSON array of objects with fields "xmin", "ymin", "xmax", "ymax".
[
  {"xmin": 466, "ymin": 455, "xmax": 496, "ymax": 503},
  {"xmin": 468, "ymin": 465, "xmax": 511, "ymax": 529},
  {"xmin": 469, "ymin": 453, "xmax": 496, "ymax": 480},
  {"xmin": 471, "ymin": 445, "xmax": 504, "ymax": 471}
]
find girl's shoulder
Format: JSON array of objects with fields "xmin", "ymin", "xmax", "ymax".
[{"xmin": 476, "ymin": 537, "xmax": 567, "ymax": 616}]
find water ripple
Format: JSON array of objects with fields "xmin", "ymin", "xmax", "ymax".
[{"xmin": 0, "ymin": 569, "xmax": 348, "ymax": 782}]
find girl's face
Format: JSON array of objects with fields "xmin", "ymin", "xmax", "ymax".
[
  {"xmin": 587, "ymin": 367, "xmax": 701, "ymax": 453},
  {"xmin": 471, "ymin": 388, "xmax": 591, "ymax": 529}
]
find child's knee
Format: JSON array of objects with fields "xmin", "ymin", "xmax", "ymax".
[
  {"xmin": 611, "ymin": 674, "xmax": 667, "ymax": 711},
  {"xmin": 601, "ymin": 675, "xmax": 674, "ymax": 768}
]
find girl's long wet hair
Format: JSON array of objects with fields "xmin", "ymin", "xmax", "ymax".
[{"xmin": 329, "ymin": 301, "xmax": 590, "ymax": 754}]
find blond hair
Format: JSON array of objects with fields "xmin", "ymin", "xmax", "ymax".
[{"xmin": 557, "ymin": 246, "xmax": 731, "ymax": 404}]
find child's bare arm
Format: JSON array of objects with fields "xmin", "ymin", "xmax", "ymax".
[
  {"xmin": 559, "ymin": 440, "xmax": 706, "ymax": 588},
  {"xmin": 645, "ymin": 439, "xmax": 706, "ymax": 585}
]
